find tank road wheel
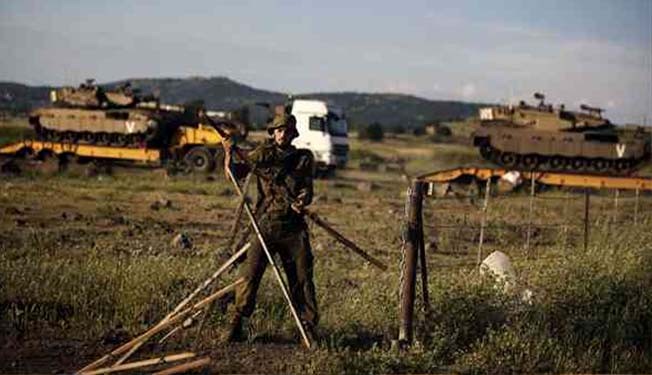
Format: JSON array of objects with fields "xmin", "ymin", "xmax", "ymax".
[
  {"xmin": 615, "ymin": 159, "xmax": 632, "ymax": 174},
  {"xmin": 97, "ymin": 132, "xmax": 111, "ymax": 146},
  {"xmin": 500, "ymin": 152, "xmax": 519, "ymax": 169},
  {"xmin": 570, "ymin": 158, "xmax": 586, "ymax": 172},
  {"xmin": 62, "ymin": 131, "xmax": 78, "ymax": 143},
  {"xmin": 549, "ymin": 156, "xmax": 566, "ymax": 171},
  {"xmin": 51, "ymin": 131, "xmax": 64, "ymax": 142},
  {"xmin": 184, "ymin": 147, "xmax": 215, "ymax": 174},
  {"xmin": 522, "ymin": 154, "xmax": 539, "ymax": 170},
  {"xmin": 479, "ymin": 144, "xmax": 496, "ymax": 161},
  {"xmin": 590, "ymin": 158, "xmax": 608, "ymax": 173}
]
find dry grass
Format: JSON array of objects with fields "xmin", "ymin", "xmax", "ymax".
[{"xmin": 1, "ymin": 131, "xmax": 651, "ymax": 374}]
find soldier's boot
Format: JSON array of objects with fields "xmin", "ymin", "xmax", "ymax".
[
  {"xmin": 220, "ymin": 314, "xmax": 245, "ymax": 344},
  {"xmin": 302, "ymin": 322, "xmax": 319, "ymax": 350}
]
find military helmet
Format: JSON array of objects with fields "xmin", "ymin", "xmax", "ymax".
[{"xmin": 267, "ymin": 113, "xmax": 298, "ymax": 138}]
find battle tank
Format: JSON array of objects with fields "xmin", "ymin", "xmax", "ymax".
[
  {"xmin": 28, "ymin": 80, "xmax": 199, "ymax": 147},
  {"xmin": 472, "ymin": 93, "xmax": 651, "ymax": 174}
]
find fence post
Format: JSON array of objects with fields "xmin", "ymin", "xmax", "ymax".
[
  {"xmin": 613, "ymin": 189, "xmax": 620, "ymax": 224},
  {"xmin": 634, "ymin": 188, "xmax": 640, "ymax": 225},
  {"xmin": 477, "ymin": 177, "xmax": 491, "ymax": 267},
  {"xmin": 584, "ymin": 189, "xmax": 590, "ymax": 251},
  {"xmin": 398, "ymin": 180, "xmax": 424, "ymax": 344},
  {"xmin": 525, "ymin": 173, "xmax": 536, "ymax": 254}
]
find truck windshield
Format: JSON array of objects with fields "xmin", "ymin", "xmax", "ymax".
[{"xmin": 326, "ymin": 113, "xmax": 348, "ymax": 137}]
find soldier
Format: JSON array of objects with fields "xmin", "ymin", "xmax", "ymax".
[{"xmin": 221, "ymin": 113, "xmax": 318, "ymax": 345}]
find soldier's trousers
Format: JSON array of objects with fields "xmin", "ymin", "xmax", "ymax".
[{"xmin": 234, "ymin": 229, "xmax": 319, "ymax": 327}]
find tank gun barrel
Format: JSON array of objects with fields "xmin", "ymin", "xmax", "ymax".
[{"xmin": 580, "ymin": 104, "xmax": 604, "ymax": 114}]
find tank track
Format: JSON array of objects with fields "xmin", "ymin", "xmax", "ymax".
[
  {"xmin": 33, "ymin": 127, "xmax": 150, "ymax": 148},
  {"xmin": 479, "ymin": 144, "xmax": 645, "ymax": 176}
]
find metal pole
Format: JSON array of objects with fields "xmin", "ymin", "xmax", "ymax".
[
  {"xmin": 398, "ymin": 181, "xmax": 423, "ymax": 344},
  {"xmin": 477, "ymin": 177, "xmax": 491, "ymax": 266},
  {"xmin": 525, "ymin": 173, "xmax": 536, "ymax": 254},
  {"xmin": 225, "ymin": 168, "xmax": 312, "ymax": 349},
  {"xmin": 417, "ymin": 201, "xmax": 430, "ymax": 315},
  {"xmin": 584, "ymin": 189, "xmax": 590, "ymax": 251},
  {"xmin": 563, "ymin": 190, "xmax": 570, "ymax": 250},
  {"xmin": 613, "ymin": 189, "xmax": 619, "ymax": 224},
  {"xmin": 634, "ymin": 188, "xmax": 640, "ymax": 225}
]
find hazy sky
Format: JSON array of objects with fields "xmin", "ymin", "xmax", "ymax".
[{"xmin": 1, "ymin": 0, "xmax": 650, "ymax": 123}]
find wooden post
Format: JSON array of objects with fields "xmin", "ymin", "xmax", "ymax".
[
  {"xmin": 584, "ymin": 189, "xmax": 590, "ymax": 251},
  {"xmin": 398, "ymin": 181, "xmax": 424, "ymax": 344},
  {"xmin": 477, "ymin": 177, "xmax": 491, "ymax": 266},
  {"xmin": 525, "ymin": 173, "xmax": 536, "ymax": 254}
]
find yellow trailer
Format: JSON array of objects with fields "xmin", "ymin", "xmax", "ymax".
[{"xmin": 0, "ymin": 123, "xmax": 227, "ymax": 173}]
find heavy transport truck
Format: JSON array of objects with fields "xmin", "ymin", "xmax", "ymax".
[
  {"xmin": 0, "ymin": 80, "xmax": 244, "ymax": 173},
  {"xmin": 265, "ymin": 98, "xmax": 349, "ymax": 175}
]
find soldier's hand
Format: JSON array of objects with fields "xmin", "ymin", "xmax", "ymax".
[
  {"xmin": 291, "ymin": 199, "xmax": 305, "ymax": 213},
  {"xmin": 221, "ymin": 137, "xmax": 234, "ymax": 151},
  {"xmin": 223, "ymin": 143, "xmax": 233, "ymax": 180}
]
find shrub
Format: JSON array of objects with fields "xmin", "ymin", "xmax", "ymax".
[{"xmin": 358, "ymin": 122, "xmax": 384, "ymax": 141}]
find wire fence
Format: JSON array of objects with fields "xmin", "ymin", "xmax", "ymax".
[{"xmin": 421, "ymin": 184, "xmax": 652, "ymax": 260}]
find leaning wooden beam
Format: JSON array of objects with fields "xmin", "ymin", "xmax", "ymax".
[
  {"xmin": 76, "ymin": 279, "xmax": 244, "ymax": 374},
  {"xmin": 158, "ymin": 310, "xmax": 203, "ymax": 344},
  {"xmin": 110, "ymin": 243, "xmax": 251, "ymax": 367},
  {"xmin": 80, "ymin": 352, "xmax": 196, "ymax": 375},
  {"xmin": 121, "ymin": 280, "xmax": 243, "ymax": 366},
  {"xmin": 166, "ymin": 243, "xmax": 251, "ymax": 320},
  {"xmin": 152, "ymin": 357, "xmax": 211, "ymax": 375},
  {"xmin": 306, "ymin": 210, "xmax": 388, "ymax": 271}
]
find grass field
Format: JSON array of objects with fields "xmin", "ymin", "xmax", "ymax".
[{"xmin": 1, "ymin": 126, "xmax": 652, "ymax": 374}]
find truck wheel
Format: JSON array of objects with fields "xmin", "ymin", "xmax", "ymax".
[{"xmin": 184, "ymin": 147, "xmax": 215, "ymax": 173}]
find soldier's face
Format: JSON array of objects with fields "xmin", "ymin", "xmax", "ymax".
[{"xmin": 273, "ymin": 127, "xmax": 291, "ymax": 147}]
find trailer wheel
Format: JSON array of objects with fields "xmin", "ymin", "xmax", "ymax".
[{"xmin": 184, "ymin": 147, "xmax": 215, "ymax": 173}]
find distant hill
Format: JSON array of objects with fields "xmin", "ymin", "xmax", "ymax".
[{"xmin": 0, "ymin": 77, "xmax": 485, "ymax": 128}]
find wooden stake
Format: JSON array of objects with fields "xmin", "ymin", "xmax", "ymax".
[
  {"xmin": 76, "ymin": 279, "xmax": 243, "ymax": 374},
  {"xmin": 110, "ymin": 243, "xmax": 251, "ymax": 368},
  {"xmin": 80, "ymin": 352, "xmax": 196, "ymax": 375},
  {"xmin": 152, "ymin": 357, "xmax": 211, "ymax": 375},
  {"xmin": 225, "ymin": 167, "xmax": 312, "ymax": 349},
  {"xmin": 306, "ymin": 211, "xmax": 388, "ymax": 271}
]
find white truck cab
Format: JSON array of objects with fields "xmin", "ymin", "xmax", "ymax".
[{"xmin": 289, "ymin": 99, "xmax": 349, "ymax": 174}]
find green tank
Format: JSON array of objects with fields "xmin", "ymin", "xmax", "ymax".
[
  {"xmin": 28, "ymin": 80, "xmax": 194, "ymax": 147},
  {"xmin": 472, "ymin": 93, "xmax": 651, "ymax": 174}
]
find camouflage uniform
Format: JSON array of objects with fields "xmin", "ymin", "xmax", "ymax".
[{"xmin": 231, "ymin": 136, "xmax": 318, "ymax": 329}]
